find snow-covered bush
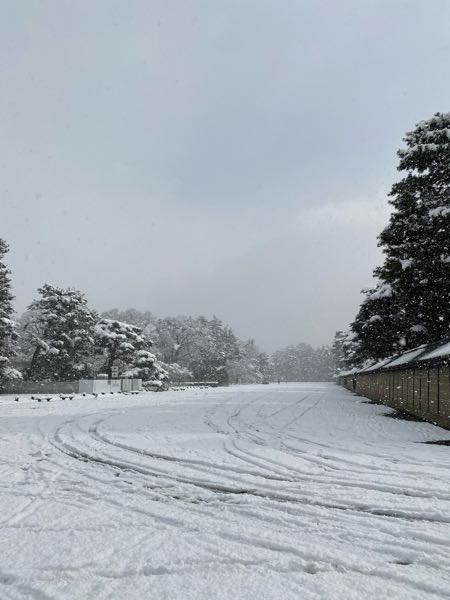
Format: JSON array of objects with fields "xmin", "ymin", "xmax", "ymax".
[{"xmin": 2, "ymin": 366, "xmax": 22, "ymax": 381}]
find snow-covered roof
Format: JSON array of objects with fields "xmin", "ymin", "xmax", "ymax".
[
  {"xmin": 418, "ymin": 341, "xmax": 450, "ymax": 362},
  {"xmin": 338, "ymin": 339, "xmax": 450, "ymax": 377},
  {"xmin": 344, "ymin": 338, "xmax": 450, "ymax": 377},
  {"xmin": 385, "ymin": 345, "xmax": 429, "ymax": 368},
  {"xmin": 360, "ymin": 357, "xmax": 396, "ymax": 372},
  {"xmin": 338, "ymin": 367, "xmax": 360, "ymax": 377}
]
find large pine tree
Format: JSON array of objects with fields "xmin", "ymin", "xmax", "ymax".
[
  {"xmin": 350, "ymin": 283, "xmax": 403, "ymax": 364},
  {"xmin": 23, "ymin": 284, "xmax": 97, "ymax": 380},
  {"xmin": 352, "ymin": 112, "xmax": 450, "ymax": 359},
  {"xmin": 0, "ymin": 239, "xmax": 18, "ymax": 385},
  {"xmin": 94, "ymin": 318, "xmax": 168, "ymax": 382}
]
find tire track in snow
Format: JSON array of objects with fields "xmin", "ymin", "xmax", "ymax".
[
  {"xmin": 19, "ymin": 386, "xmax": 450, "ymax": 598},
  {"xmin": 214, "ymin": 392, "xmax": 450, "ymax": 507},
  {"xmin": 49, "ymin": 413, "xmax": 450, "ymax": 525}
]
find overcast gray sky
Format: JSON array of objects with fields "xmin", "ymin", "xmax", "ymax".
[{"xmin": 2, "ymin": 0, "xmax": 450, "ymax": 351}]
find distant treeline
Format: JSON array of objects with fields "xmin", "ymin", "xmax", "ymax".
[{"xmin": 0, "ymin": 249, "xmax": 334, "ymax": 387}]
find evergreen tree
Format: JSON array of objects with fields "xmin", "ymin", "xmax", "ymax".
[
  {"xmin": 23, "ymin": 284, "xmax": 97, "ymax": 380},
  {"xmin": 94, "ymin": 319, "xmax": 147, "ymax": 376},
  {"xmin": 122, "ymin": 349, "xmax": 168, "ymax": 383},
  {"xmin": 271, "ymin": 343, "xmax": 334, "ymax": 382},
  {"xmin": 332, "ymin": 331, "xmax": 348, "ymax": 372},
  {"xmin": 149, "ymin": 315, "xmax": 243, "ymax": 384},
  {"xmin": 149, "ymin": 316, "xmax": 198, "ymax": 364},
  {"xmin": 227, "ymin": 339, "xmax": 269, "ymax": 384},
  {"xmin": 350, "ymin": 284, "xmax": 403, "ymax": 363},
  {"xmin": 101, "ymin": 308, "xmax": 155, "ymax": 332},
  {"xmin": 94, "ymin": 318, "xmax": 167, "ymax": 382},
  {"xmin": 0, "ymin": 239, "xmax": 19, "ymax": 385},
  {"xmin": 160, "ymin": 362, "xmax": 193, "ymax": 384},
  {"xmin": 314, "ymin": 345, "xmax": 335, "ymax": 380},
  {"xmin": 189, "ymin": 316, "xmax": 240, "ymax": 384},
  {"xmin": 352, "ymin": 112, "xmax": 450, "ymax": 357}
]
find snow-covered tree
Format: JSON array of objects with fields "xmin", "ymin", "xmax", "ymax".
[
  {"xmin": 94, "ymin": 318, "xmax": 167, "ymax": 383},
  {"xmin": 0, "ymin": 239, "xmax": 20, "ymax": 386},
  {"xmin": 332, "ymin": 331, "xmax": 347, "ymax": 372},
  {"xmin": 352, "ymin": 113, "xmax": 450, "ymax": 357},
  {"xmin": 101, "ymin": 308, "xmax": 155, "ymax": 332},
  {"xmin": 22, "ymin": 285, "xmax": 97, "ymax": 380},
  {"xmin": 149, "ymin": 316, "xmax": 198, "ymax": 364},
  {"xmin": 149, "ymin": 315, "xmax": 240, "ymax": 384},
  {"xmin": 227, "ymin": 340, "xmax": 269, "ymax": 384},
  {"xmin": 332, "ymin": 330, "xmax": 359, "ymax": 372},
  {"xmin": 271, "ymin": 343, "xmax": 334, "ymax": 382},
  {"xmin": 313, "ymin": 345, "xmax": 335, "ymax": 380},
  {"xmin": 350, "ymin": 283, "xmax": 403, "ymax": 363},
  {"xmin": 271, "ymin": 344, "xmax": 311, "ymax": 381},
  {"xmin": 160, "ymin": 362, "xmax": 193, "ymax": 383},
  {"xmin": 122, "ymin": 350, "xmax": 168, "ymax": 383},
  {"xmin": 94, "ymin": 319, "xmax": 146, "ymax": 376},
  {"xmin": 378, "ymin": 112, "xmax": 450, "ymax": 345},
  {"xmin": 188, "ymin": 316, "xmax": 240, "ymax": 384}
]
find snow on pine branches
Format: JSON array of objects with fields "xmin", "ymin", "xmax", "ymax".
[
  {"xmin": 22, "ymin": 284, "xmax": 97, "ymax": 380},
  {"xmin": 0, "ymin": 239, "xmax": 20, "ymax": 387},
  {"xmin": 94, "ymin": 318, "xmax": 168, "ymax": 383},
  {"xmin": 349, "ymin": 112, "xmax": 450, "ymax": 365}
]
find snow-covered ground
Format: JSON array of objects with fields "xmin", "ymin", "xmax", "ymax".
[{"xmin": 1, "ymin": 383, "xmax": 450, "ymax": 599}]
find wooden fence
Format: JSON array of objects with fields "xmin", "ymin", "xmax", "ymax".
[{"xmin": 339, "ymin": 365, "xmax": 450, "ymax": 429}]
